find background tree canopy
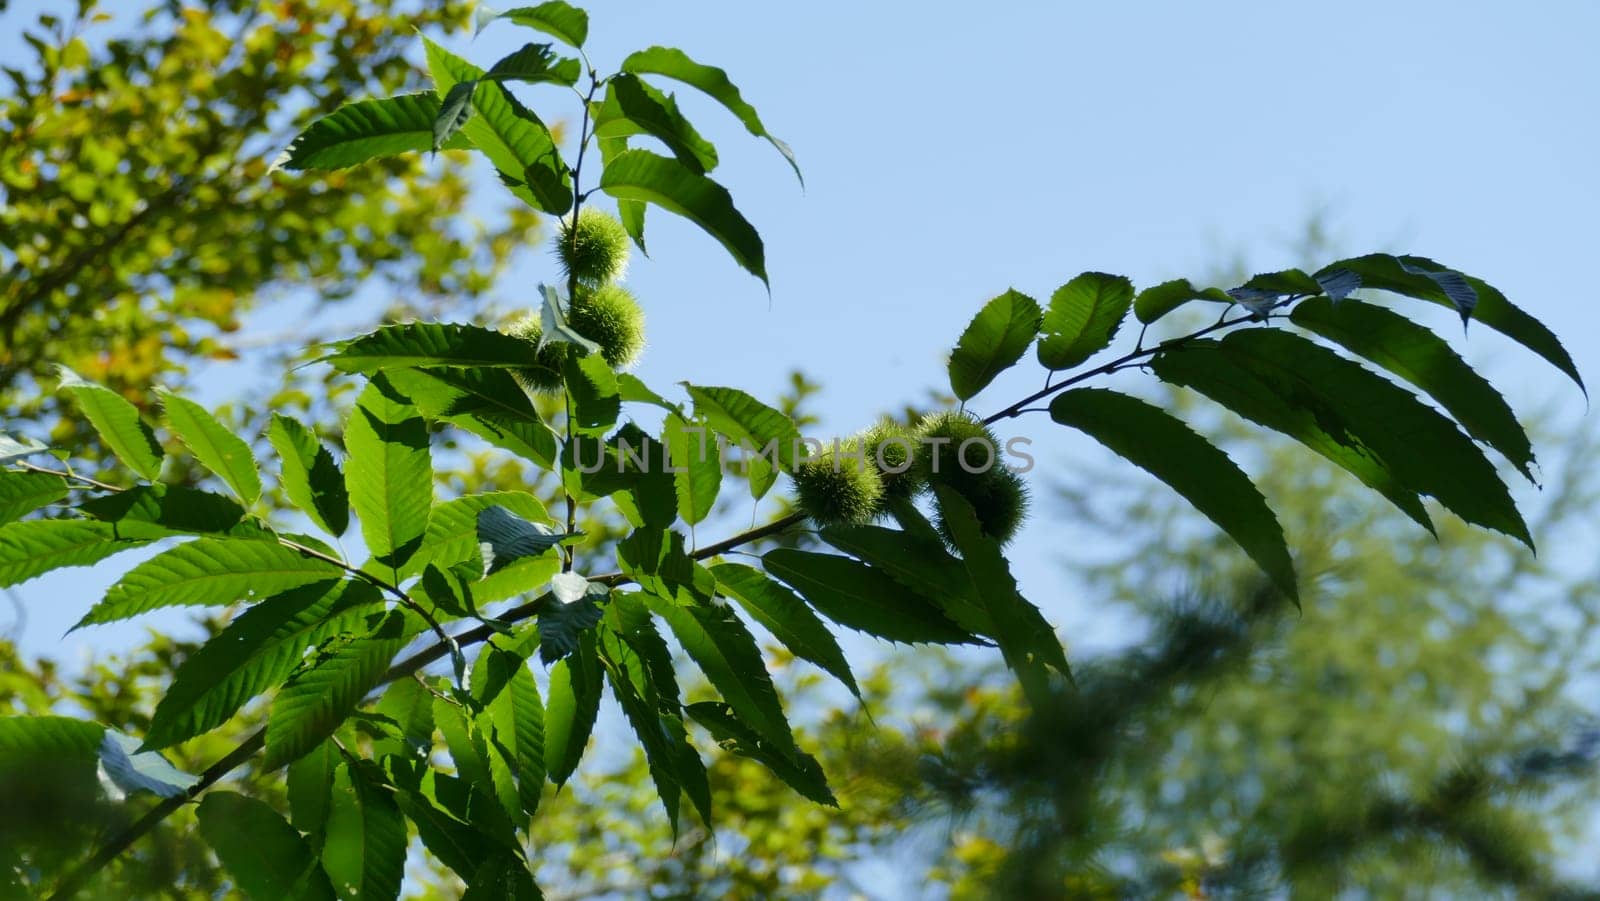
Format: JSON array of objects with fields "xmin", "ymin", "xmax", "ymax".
[{"xmin": 2, "ymin": 2, "xmax": 1597, "ymax": 899}]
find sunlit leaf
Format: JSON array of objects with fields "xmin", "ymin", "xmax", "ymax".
[
  {"xmin": 157, "ymin": 388, "xmax": 261, "ymax": 507},
  {"xmin": 268, "ymin": 414, "xmax": 350, "ymax": 538},
  {"xmin": 599, "ymin": 149, "xmax": 766, "ymax": 285},
  {"xmin": 1036, "ymin": 273, "xmax": 1134, "ymax": 371},
  {"xmin": 948, "ymin": 289, "xmax": 1042, "ymax": 400},
  {"xmin": 274, "ymin": 94, "xmax": 469, "ymax": 171},
  {"xmin": 57, "ymin": 367, "xmax": 163, "ymax": 480},
  {"xmin": 345, "ymin": 376, "xmax": 433, "ymax": 574}
]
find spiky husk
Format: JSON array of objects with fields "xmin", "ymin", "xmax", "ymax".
[
  {"xmin": 505, "ymin": 313, "xmax": 567, "ymax": 392},
  {"xmin": 793, "ymin": 439, "xmax": 885, "ymax": 527},
  {"xmin": 861, "ymin": 419, "xmax": 923, "ymax": 498},
  {"xmin": 570, "ymin": 283, "xmax": 646, "ymax": 370},
  {"xmin": 556, "ymin": 207, "xmax": 631, "ymax": 286},
  {"xmin": 933, "ymin": 465, "xmax": 1030, "ymax": 546}
]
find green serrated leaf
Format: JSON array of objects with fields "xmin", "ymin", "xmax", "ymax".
[
  {"xmin": 599, "ymin": 149, "xmax": 766, "ymax": 285},
  {"xmin": 424, "ymin": 37, "xmax": 571, "ymax": 213},
  {"xmin": 1050, "ymin": 386, "xmax": 1298, "ymax": 601},
  {"xmin": 345, "ymin": 376, "xmax": 432, "ymax": 575},
  {"xmin": 709, "ymin": 562, "xmax": 858, "ymax": 698},
  {"xmin": 407, "ymin": 492, "xmax": 548, "ymax": 579},
  {"xmin": 325, "ymin": 322, "xmax": 538, "ymax": 373},
  {"xmin": 762, "ymin": 549, "xmax": 980, "ymax": 644},
  {"xmin": 542, "ymin": 632, "xmax": 601, "ymax": 789},
  {"xmin": 76, "ymin": 537, "xmax": 345, "ymax": 628},
  {"xmin": 1133, "ymin": 278, "xmax": 1233, "ymax": 325},
  {"xmin": 198, "ymin": 791, "xmax": 337, "ymax": 900},
  {"xmin": 0, "ymin": 470, "xmax": 66, "ymax": 526},
  {"xmin": 157, "ymin": 388, "xmax": 261, "ymax": 507},
  {"xmin": 321, "ymin": 759, "xmax": 407, "ymax": 901},
  {"xmin": 663, "ymin": 413, "xmax": 720, "ymax": 525},
  {"xmin": 496, "ymin": 2, "xmax": 589, "ymax": 48},
  {"xmin": 286, "ymin": 740, "xmax": 338, "ymax": 844},
  {"xmin": 595, "ymin": 74, "xmax": 719, "ymax": 174},
  {"xmin": 621, "ymin": 45, "xmax": 800, "ymax": 184},
  {"xmin": 0, "ymin": 518, "xmax": 147, "ymax": 588},
  {"xmin": 683, "ymin": 384, "xmax": 802, "ymax": 473},
  {"xmin": 596, "ymin": 133, "xmax": 647, "ymax": 253},
  {"xmin": 145, "ymin": 580, "xmax": 378, "ymax": 749},
  {"xmin": 1290, "ymin": 297, "xmax": 1535, "ymax": 480},
  {"xmin": 563, "ymin": 350, "xmax": 621, "ymax": 435},
  {"xmin": 78, "ymin": 483, "xmax": 262, "ymax": 540},
  {"xmin": 264, "ymin": 610, "xmax": 411, "ymax": 769},
  {"xmin": 57, "ymin": 368, "xmax": 163, "ymax": 480},
  {"xmin": 472, "ymin": 644, "xmax": 546, "ymax": 817},
  {"xmin": 687, "ymin": 701, "xmax": 835, "ymax": 806},
  {"xmin": 484, "ymin": 42, "xmax": 580, "ymax": 87},
  {"xmin": 1036, "ymin": 272, "xmax": 1134, "ymax": 370},
  {"xmin": 819, "ymin": 518, "xmax": 992, "ymax": 637},
  {"xmin": 268, "ymin": 414, "xmax": 350, "ymax": 537},
  {"xmin": 596, "ymin": 622, "xmax": 689, "ymax": 833},
  {"xmin": 275, "ymin": 94, "xmax": 469, "ymax": 171},
  {"xmin": 947, "ymin": 289, "xmax": 1042, "ymax": 401},
  {"xmin": 933, "ymin": 485, "xmax": 1072, "ymax": 706}
]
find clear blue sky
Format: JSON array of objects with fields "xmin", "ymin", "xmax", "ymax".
[{"xmin": 8, "ymin": 0, "xmax": 1599, "ymax": 743}]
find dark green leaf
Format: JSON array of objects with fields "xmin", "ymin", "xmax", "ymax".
[
  {"xmin": 275, "ymin": 94, "xmax": 468, "ymax": 171},
  {"xmin": 57, "ymin": 368, "xmax": 163, "ymax": 480},
  {"xmin": 434, "ymin": 80, "xmax": 477, "ymax": 151},
  {"xmin": 384, "ymin": 366, "xmax": 559, "ymax": 469},
  {"xmin": 621, "ymin": 45, "xmax": 800, "ymax": 183},
  {"xmin": 484, "ymin": 42, "xmax": 581, "ymax": 87},
  {"xmin": 562, "ymin": 351, "xmax": 621, "ymax": 434},
  {"xmin": 0, "ymin": 470, "xmax": 65, "ymax": 526},
  {"xmin": 197, "ymin": 791, "xmax": 336, "ymax": 900},
  {"xmin": 687, "ymin": 701, "xmax": 835, "ymax": 806},
  {"xmin": 819, "ymin": 517, "xmax": 993, "ymax": 638},
  {"xmin": 345, "ymin": 376, "xmax": 432, "ymax": 574},
  {"xmin": 321, "ymin": 760, "xmax": 407, "ymax": 901},
  {"xmin": 596, "ymin": 623, "xmax": 691, "ymax": 833},
  {"xmin": 78, "ymin": 483, "xmax": 260, "ymax": 540},
  {"xmin": 0, "ymin": 518, "xmax": 146, "ymax": 588},
  {"xmin": 325, "ymin": 322, "xmax": 537, "ymax": 373},
  {"xmin": 663, "ymin": 413, "xmax": 720, "ymax": 525},
  {"xmin": 268, "ymin": 414, "xmax": 350, "ymax": 537},
  {"xmin": 1050, "ymin": 387, "xmax": 1297, "ymax": 601},
  {"xmin": 157, "ymin": 388, "xmax": 261, "ymax": 507},
  {"xmin": 1132, "ymin": 278, "xmax": 1232, "ymax": 325},
  {"xmin": 595, "ymin": 74, "xmax": 718, "ymax": 174},
  {"xmin": 462, "ymin": 853, "xmax": 543, "ymax": 901},
  {"xmin": 76, "ymin": 538, "xmax": 345, "ymax": 628},
  {"xmin": 596, "ymin": 133, "xmax": 647, "ymax": 253},
  {"xmin": 599, "ymin": 149, "xmax": 766, "ymax": 285},
  {"xmin": 543, "ymin": 633, "xmax": 601, "ymax": 788},
  {"xmin": 763, "ymin": 548, "xmax": 979, "ymax": 644},
  {"xmin": 286, "ymin": 740, "xmax": 338, "ymax": 843},
  {"xmin": 424, "ymin": 38, "xmax": 571, "ymax": 213},
  {"xmin": 145, "ymin": 580, "xmax": 378, "ymax": 749},
  {"xmin": 947, "ymin": 289, "xmax": 1042, "ymax": 400},
  {"xmin": 683, "ymin": 384, "xmax": 803, "ymax": 472},
  {"xmin": 709, "ymin": 562, "xmax": 858, "ymax": 698},
  {"xmin": 472, "ymin": 644, "xmax": 546, "ymax": 816},
  {"xmin": 1036, "ymin": 273, "xmax": 1134, "ymax": 370},
  {"xmin": 409, "ymin": 492, "xmax": 548, "ymax": 580},
  {"xmin": 934, "ymin": 485, "xmax": 1071, "ymax": 706},
  {"xmin": 1290, "ymin": 297, "xmax": 1535, "ymax": 479},
  {"xmin": 264, "ymin": 610, "xmax": 411, "ymax": 768},
  {"xmin": 537, "ymin": 586, "xmax": 607, "ymax": 666},
  {"xmin": 476, "ymin": 505, "xmax": 565, "ymax": 575}
]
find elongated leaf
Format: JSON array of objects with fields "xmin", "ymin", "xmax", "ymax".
[
  {"xmin": 819, "ymin": 519, "xmax": 992, "ymax": 638},
  {"xmin": 709, "ymin": 562, "xmax": 858, "ymax": 697},
  {"xmin": 687, "ymin": 701, "xmax": 835, "ymax": 806},
  {"xmin": 596, "ymin": 624, "xmax": 688, "ymax": 832},
  {"xmin": 346, "ymin": 377, "xmax": 432, "ymax": 574},
  {"xmin": 321, "ymin": 760, "xmax": 407, "ymax": 901},
  {"xmin": 275, "ymin": 94, "xmax": 468, "ymax": 171},
  {"xmin": 0, "ymin": 715, "xmax": 101, "ymax": 758},
  {"xmin": 948, "ymin": 289, "xmax": 1042, "ymax": 400},
  {"xmin": 0, "ymin": 519, "xmax": 146, "ymax": 587},
  {"xmin": 1225, "ymin": 329, "xmax": 1529, "ymax": 543},
  {"xmin": 762, "ymin": 549, "xmax": 979, "ymax": 644},
  {"xmin": 269, "ymin": 414, "xmax": 350, "ymax": 537},
  {"xmin": 286, "ymin": 740, "xmax": 338, "ymax": 843},
  {"xmin": 1318, "ymin": 253, "xmax": 1583, "ymax": 394},
  {"xmin": 145, "ymin": 581, "xmax": 379, "ymax": 749},
  {"xmin": 76, "ymin": 538, "xmax": 345, "ymax": 628},
  {"xmin": 433, "ymin": 80, "xmax": 478, "ymax": 151},
  {"xmin": 643, "ymin": 595, "xmax": 799, "ymax": 760},
  {"xmin": 58, "ymin": 368, "xmax": 163, "ymax": 480},
  {"xmin": 265, "ymin": 611, "xmax": 410, "ymax": 769},
  {"xmin": 1133, "ymin": 278, "xmax": 1233, "ymax": 325},
  {"xmin": 537, "ymin": 584, "xmax": 607, "ymax": 665},
  {"xmin": 563, "ymin": 351, "xmax": 621, "ymax": 435},
  {"xmin": 434, "ymin": 700, "xmax": 521, "ymax": 826},
  {"xmin": 600, "ymin": 148, "xmax": 766, "ymax": 285},
  {"xmin": 424, "ymin": 37, "xmax": 571, "ymax": 213},
  {"xmin": 1037, "ymin": 273, "xmax": 1134, "ymax": 370},
  {"xmin": 597, "ymin": 132, "xmax": 648, "ymax": 253},
  {"xmin": 1050, "ymin": 387, "xmax": 1297, "ymax": 600},
  {"xmin": 1152, "ymin": 341, "xmax": 1434, "ymax": 531},
  {"xmin": 393, "ymin": 784, "xmax": 498, "ymax": 876},
  {"xmin": 1290, "ymin": 297, "xmax": 1534, "ymax": 479},
  {"xmin": 663, "ymin": 413, "xmax": 720, "ymax": 525},
  {"xmin": 684, "ymin": 384, "xmax": 803, "ymax": 472},
  {"xmin": 934, "ymin": 485, "xmax": 1071, "ymax": 706},
  {"xmin": 326, "ymin": 322, "xmax": 537, "ymax": 373},
  {"xmin": 97, "ymin": 730, "xmax": 198, "ymax": 799},
  {"xmin": 543, "ymin": 633, "xmax": 601, "ymax": 788},
  {"xmin": 462, "ymin": 853, "xmax": 542, "ymax": 901},
  {"xmin": 198, "ymin": 792, "xmax": 337, "ymax": 901},
  {"xmin": 78, "ymin": 484, "xmax": 262, "ymax": 540},
  {"xmin": 450, "ymin": 408, "xmax": 560, "ymax": 471},
  {"xmin": 157, "ymin": 388, "xmax": 261, "ymax": 506},
  {"xmin": 408, "ymin": 492, "xmax": 548, "ymax": 578},
  {"xmin": 484, "ymin": 42, "xmax": 580, "ymax": 86},
  {"xmin": 497, "ymin": 2, "xmax": 588, "ymax": 47},
  {"xmin": 621, "ymin": 45, "xmax": 800, "ymax": 183},
  {"xmin": 384, "ymin": 366, "xmax": 559, "ymax": 469},
  {"xmin": 472, "ymin": 645, "xmax": 546, "ymax": 816},
  {"xmin": 0, "ymin": 470, "xmax": 65, "ymax": 525},
  {"xmin": 595, "ymin": 74, "xmax": 718, "ymax": 174}
]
